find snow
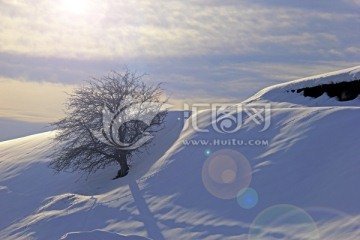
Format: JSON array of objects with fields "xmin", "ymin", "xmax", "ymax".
[
  {"xmin": 1, "ymin": 68, "xmax": 360, "ymax": 239},
  {"xmin": 245, "ymin": 65, "xmax": 360, "ymax": 107},
  {"xmin": 60, "ymin": 230, "xmax": 150, "ymax": 240}
]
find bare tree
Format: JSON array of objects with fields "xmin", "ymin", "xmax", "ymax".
[{"xmin": 49, "ymin": 69, "xmax": 168, "ymax": 179}]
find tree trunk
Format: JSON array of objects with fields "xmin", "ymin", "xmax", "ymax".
[{"xmin": 114, "ymin": 151, "xmax": 129, "ymax": 179}]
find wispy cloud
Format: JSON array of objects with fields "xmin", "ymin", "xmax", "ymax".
[
  {"xmin": 344, "ymin": 0, "xmax": 360, "ymax": 7},
  {"xmin": 1, "ymin": 0, "xmax": 359, "ymax": 59}
]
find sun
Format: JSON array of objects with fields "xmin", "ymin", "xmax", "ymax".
[{"xmin": 60, "ymin": 0, "xmax": 89, "ymax": 15}]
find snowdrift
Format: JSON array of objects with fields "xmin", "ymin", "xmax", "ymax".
[{"xmin": 1, "ymin": 66, "xmax": 360, "ymax": 239}]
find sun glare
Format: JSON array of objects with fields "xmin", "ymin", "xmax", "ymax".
[{"xmin": 60, "ymin": 0, "xmax": 89, "ymax": 15}]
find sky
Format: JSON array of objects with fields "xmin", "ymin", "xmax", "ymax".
[{"xmin": 0, "ymin": 0, "xmax": 360, "ymax": 141}]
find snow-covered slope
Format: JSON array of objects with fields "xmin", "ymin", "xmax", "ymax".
[
  {"xmin": 245, "ymin": 65, "xmax": 360, "ymax": 107},
  {"xmin": 1, "ymin": 67, "xmax": 360, "ymax": 240}
]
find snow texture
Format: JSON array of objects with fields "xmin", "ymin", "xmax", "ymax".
[{"xmin": 1, "ymin": 67, "xmax": 360, "ymax": 239}]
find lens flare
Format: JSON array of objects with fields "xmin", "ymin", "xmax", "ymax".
[
  {"xmin": 205, "ymin": 149, "xmax": 212, "ymax": 156},
  {"xmin": 249, "ymin": 204, "xmax": 320, "ymax": 240},
  {"xmin": 236, "ymin": 188, "xmax": 258, "ymax": 209},
  {"xmin": 202, "ymin": 149, "xmax": 252, "ymax": 199}
]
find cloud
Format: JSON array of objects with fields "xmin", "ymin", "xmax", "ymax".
[
  {"xmin": 0, "ymin": 0, "xmax": 359, "ymax": 59},
  {"xmin": 0, "ymin": 77, "xmax": 76, "ymax": 122},
  {"xmin": 345, "ymin": 47, "xmax": 360, "ymax": 55},
  {"xmin": 222, "ymin": 61, "xmax": 360, "ymax": 82},
  {"xmin": 344, "ymin": 0, "xmax": 360, "ymax": 7}
]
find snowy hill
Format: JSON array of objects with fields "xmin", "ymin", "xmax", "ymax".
[
  {"xmin": 245, "ymin": 65, "xmax": 360, "ymax": 107},
  {"xmin": 1, "ymin": 67, "xmax": 360, "ymax": 239}
]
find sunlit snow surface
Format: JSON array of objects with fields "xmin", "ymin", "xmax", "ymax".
[{"xmin": 1, "ymin": 67, "xmax": 360, "ymax": 239}]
